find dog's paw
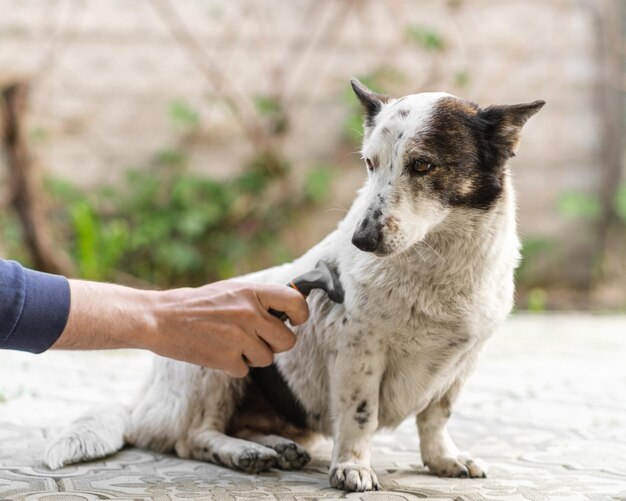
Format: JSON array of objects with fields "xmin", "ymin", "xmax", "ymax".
[
  {"xmin": 273, "ymin": 441, "xmax": 310, "ymax": 470},
  {"xmin": 330, "ymin": 463, "xmax": 380, "ymax": 491},
  {"xmin": 233, "ymin": 446, "xmax": 278, "ymax": 473},
  {"xmin": 425, "ymin": 454, "xmax": 487, "ymax": 478}
]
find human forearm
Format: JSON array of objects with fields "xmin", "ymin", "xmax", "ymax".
[
  {"xmin": 52, "ymin": 279, "xmax": 309, "ymax": 377},
  {"xmin": 52, "ymin": 280, "xmax": 157, "ymax": 351}
]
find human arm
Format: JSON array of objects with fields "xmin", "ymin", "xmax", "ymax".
[
  {"xmin": 54, "ymin": 279, "xmax": 308, "ymax": 377},
  {"xmin": 0, "ymin": 259, "xmax": 309, "ymax": 377}
]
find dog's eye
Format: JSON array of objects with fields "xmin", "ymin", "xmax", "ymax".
[
  {"xmin": 365, "ymin": 158, "xmax": 374, "ymax": 172},
  {"xmin": 409, "ymin": 159, "xmax": 435, "ymax": 175}
]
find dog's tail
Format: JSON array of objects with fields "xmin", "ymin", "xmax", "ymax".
[{"xmin": 45, "ymin": 404, "xmax": 128, "ymax": 470}]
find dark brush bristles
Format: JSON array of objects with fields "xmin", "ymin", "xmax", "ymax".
[{"xmin": 292, "ymin": 261, "xmax": 345, "ymax": 304}]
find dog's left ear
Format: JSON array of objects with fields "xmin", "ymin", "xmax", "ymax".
[
  {"xmin": 351, "ymin": 78, "xmax": 391, "ymax": 127},
  {"xmin": 478, "ymin": 100, "xmax": 545, "ymax": 157}
]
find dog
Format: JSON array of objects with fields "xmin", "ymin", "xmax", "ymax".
[{"xmin": 45, "ymin": 79, "xmax": 544, "ymax": 492}]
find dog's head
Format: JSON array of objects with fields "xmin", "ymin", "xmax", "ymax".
[{"xmin": 350, "ymin": 78, "xmax": 544, "ymax": 256}]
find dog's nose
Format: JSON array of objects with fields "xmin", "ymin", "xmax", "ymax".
[{"xmin": 352, "ymin": 217, "xmax": 381, "ymax": 252}]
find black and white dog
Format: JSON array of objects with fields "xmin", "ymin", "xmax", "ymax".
[{"xmin": 46, "ymin": 80, "xmax": 544, "ymax": 492}]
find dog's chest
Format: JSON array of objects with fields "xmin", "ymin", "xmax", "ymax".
[
  {"xmin": 281, "ymin": 250, "xmax": 512, "ymax": 433},
  {"xmin": 343, "ymin": 271, "xmax": 479, "ymax": 426},
  {"xmin": 376, "ymin": 330, "xmax": 478, "ymax": 427}
]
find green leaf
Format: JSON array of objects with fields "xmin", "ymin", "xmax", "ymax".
[
  {"xmin": 253, "ymin": 95, "xmax": 282, "ymax": 117},
  {"xmin": 253, "ymin": 96, "xmax": 289, "ymax": 134},
  {"xmin": 44, "ymin": 177, "xmax": 82, "ymax": 202},
  {"xmin": 522, "ymin": 236, "xmax": 555, "ymax": 257},
  {"xmin": 100, "ymin": 219, "xmax": 129, "ymax": 270},
  {"xmin": 305, "ymin": 165, "xmax": 333, "ymax": 203},
  {"xmin": 158, "ymin": 241, "xmax": 201, "ymax": 272},
  {"xmin": 406, "ymin": 25, "xmax": 445, "ymax": 51},
  {"xmin": 29, "ymin": 127, "xmax": 47, "ymax": 143},
  {"xmin": 178, "ymin": 211, "xmax": 210, "ymax": 238},
  {"xmin": 527, "ymin": 287, "xmax": 548, "ymax": 312},
  {"xmin": 343, "ymin": 113, "xmax": 364, "ymax": 147},
  {"xmin": 454, "ymin": 70, "xmax": 470, "ymax": 88},
  {"xmin": 168, "ymin": 100, "xmax": 200, "ymax": 128},
  {"xmin": 614, "ymin": 183, "xmax": 626, "ymax": 222},
  {"xmin": 70, "ymin": 202, "xmax": 101, "ymax": 280},
  {"xmin": 558, "ymin": 191, "xmax": 601, "ymax": 221},
  {"xmin": 154, "ymin": 149, "xmax": 187, "ymax": 169}
]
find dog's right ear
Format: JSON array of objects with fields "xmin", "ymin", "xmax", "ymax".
[
  {"xmin": 477, "ymin": 100, "xmax": 545, "ymax": 158},
  {"xmin": 351, "ymin": 78, "xmax": 390, "ymax": 127}
]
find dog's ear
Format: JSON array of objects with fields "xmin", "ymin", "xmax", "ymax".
[
  {"xmin": 351, "ymin": 78, "xmax": 390, "ymax": 127},
  {"xmin": 478, "ymin": 100, "xmax": 545, "ymax": 157}
]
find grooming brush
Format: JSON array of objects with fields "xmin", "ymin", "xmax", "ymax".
[{"xmin": 268, "ymin": 260, "xmax": 345, "ymax": 321}]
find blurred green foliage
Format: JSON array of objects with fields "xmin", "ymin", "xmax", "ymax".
[
  {"xmin": 527, "ymin": 287, "xmax": 548, "ymax": 312},
  {"xmin": 516, "ymin": 235, "xmax": 557, "ymax": 286},
  {"xmin": 305, "ymin": 164, "xmax": 333, "ymax": 204},
  {"xmin": 0, "ymin": 215, "xmax": 28, "ymax": 265},
  {"xmin": 558, "ymin": 190, "xmax": 601, "ymax": 221},
  {"xmin": 45, "ymin": 153, "xmax": 332, "ymax": 286},
  {"xmin": 10, "ymin": 99, "xmax": 334, "ymax": 287},
  {"xmin": 339, "ymin": 28, "xmax": 467, "ymax": 148},
  {"xmin": 254, "ymin": 94, "xmax": 289, "ymax": 136},
  {"xmin": 453, "ymin": 70, "xmax": 470, "ymax": 88},
  {"xmin": 168, "ymin": 100, "xmax": 200, "ymax": 129},
  {"xmin": 614, "ymin": 183, "xmax": 626, "ymax": 222},
  {"xmin": 405, "ymin": 25, "xmax": 446, "ymax": 51},
  {"xmin": 557, "ymin": 184, "xmax": 626, "ymax": 224}
]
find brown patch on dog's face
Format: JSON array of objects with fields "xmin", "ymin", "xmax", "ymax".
[
  {"xmin": 403, "ymin": 96, "xmax": 504, "ymax": 211},
  {"xmin": 384, "ymin": 215, "xmax": 399, "ymax": 232},
  {"xmin": 352, "ymin": 81, "xmax": 544, "ymax": 256},
  {"xmin": 399, "ymin": 96, "xmax": 545, "ymax": 213}
]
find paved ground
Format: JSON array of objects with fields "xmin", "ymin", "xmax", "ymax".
[{"xmin": 1, "ymin": 314, "xmax": 625, "ymax": 501}]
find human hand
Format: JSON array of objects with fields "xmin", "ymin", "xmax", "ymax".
[{"xmin": 146, "ymin": 281, "xmax": 309, "ymax": 377}]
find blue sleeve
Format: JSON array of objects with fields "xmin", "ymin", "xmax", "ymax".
[{"xmin": 0, "ymin": 259, "xmax": 71, "ymax": 354}]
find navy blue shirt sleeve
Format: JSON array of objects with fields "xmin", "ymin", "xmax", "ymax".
[{"xmin": 0, "ymin": 259, "xmax": 71, "ymax": 354}]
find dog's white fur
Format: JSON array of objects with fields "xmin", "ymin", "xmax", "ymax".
[{"xmin": 45, "ymin": 84, "xmax": 541, "ymax": 492}]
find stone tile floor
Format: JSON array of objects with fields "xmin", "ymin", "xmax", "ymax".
[{"xmin": 0, "ymin": 314, "xmax": 625, "ymax": 501}]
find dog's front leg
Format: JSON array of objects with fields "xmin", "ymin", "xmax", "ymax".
[
  {"xmin": 417, "ymin": 379, "xmax": 487, "ymax": 478},
  {"xmin": 328, "ymin": 349, "xmax": 383, "ymax": 491}
]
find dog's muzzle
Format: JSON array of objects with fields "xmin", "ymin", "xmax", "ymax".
[{"xmin": 352, "ymin": 216, "xmax": 382, "ymax": 252}]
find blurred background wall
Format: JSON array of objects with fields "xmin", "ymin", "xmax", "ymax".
[{"xmin": 0, "ymin": 0, "xmax": 624, "ymax": 309}]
